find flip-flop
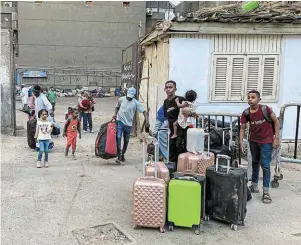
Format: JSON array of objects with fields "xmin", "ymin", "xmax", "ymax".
[{"xmin": 262, "ymin": 193, "xmax": 272, "ymax": 204}]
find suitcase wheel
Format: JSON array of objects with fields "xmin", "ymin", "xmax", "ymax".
[
  {"xmin": 231, "ymin": 224, "xmax": 238, "ymax": 231},
  {"xmin": 168, "ymin": 225, "xmax": 174, "ymax": 232},
  {"xmin": 193, "ymin": 225, "xmax": 201, "ymax": 235},
  {"xmin": 204, "ymin": 215, "xmax": 210, "ymax": 222},
  {"xmin": 160, "ymin": 227, "xmax": 165, "ymax": 233}
]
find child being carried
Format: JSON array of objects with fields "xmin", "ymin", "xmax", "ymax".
[{"xmin": 171, "ymin": 90, "xmax": 198, "ymax": 139}]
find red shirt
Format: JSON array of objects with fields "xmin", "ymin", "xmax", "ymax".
[{"xmin": 241, "ymin": 105, "xmax": 274, "ymax": 144}]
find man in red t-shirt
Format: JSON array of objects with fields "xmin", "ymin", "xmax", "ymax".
[{"xmin": 240, "ymin": 90, "xmax": 280, "ymax": 204}]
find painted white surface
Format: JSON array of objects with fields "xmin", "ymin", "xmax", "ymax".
[{"xmin": 169, "ymin": 37, "xmax": 301, "ymax": 139}]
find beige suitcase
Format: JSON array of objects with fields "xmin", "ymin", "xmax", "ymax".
[{"xmin": 132, "ymin": 140, "xmax": 166, "ymax": 232}]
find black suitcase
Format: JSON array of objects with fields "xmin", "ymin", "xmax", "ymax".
[
  {"xmin": 205, "ymin": 154, "xmax": 248, "ymax": 231},
  {"xmin": 27, "ymin": 119, "xmax": 37, "ymax": 149}
]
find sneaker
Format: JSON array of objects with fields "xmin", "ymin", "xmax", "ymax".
[
  {"xmin": 44, "ymin": 162, "xmax": 49, "ymax": 168},
  {"xmin": 83, "ymin": 130, "xmax": 87, "ymax": 133},
  {"xmin": 90, "ymin": 130, "xmax": 94, "ymax": 133},
  {"xmin": 120, "ymin": 155, "xmax": 126, "ymax": 165},
  {"xmin": 36, "ymin": 161, "xmax": 42, "ymax": 168},
  {"xmin": 72, "ymin": 154, "xmax": 77, "ymax": 160},
  {"xmin": 65, "ymin": 149, "xmax": 69, "ymax": 157}
]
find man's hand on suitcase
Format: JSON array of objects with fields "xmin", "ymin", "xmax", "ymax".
[{"xmin": 240, "ymin": 141, "xmax": 245, "ymax": 154}]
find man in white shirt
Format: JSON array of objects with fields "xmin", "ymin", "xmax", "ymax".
[
  {"xmin": 33, "ymin": 85, "xmax": 52, "ymax": 118},
  {"xmin": 20, "ymin": 84, "xmax": 29, "ymax": 107}
]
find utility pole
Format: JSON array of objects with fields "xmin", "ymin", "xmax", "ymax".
[{"xmin": 1, "ymin": 1, "xmax": 18, "ymax": 135}]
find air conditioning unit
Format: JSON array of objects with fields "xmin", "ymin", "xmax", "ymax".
[
  {"xmin": 146, "ymin": 8, "xmax": 153, "ymax": 16},
  {"xmin": 3, "ymin": 2, "xmax": 13, "ymax": 7}
]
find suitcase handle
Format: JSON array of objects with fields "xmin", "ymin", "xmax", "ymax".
[
  {"xmin": 216, "ymin": 154, "xmax": 231, "ymax": 174},
  {"xmin": 180, "ymin": 170, "xmax": 197, "ymax": 177},
  {"xmin": 143, "ymin": 136, "xmax": 158, "ymax": 177},
  {"xmin": 175, "ymin": 176, "xmax": 198, "ymax": 182}
]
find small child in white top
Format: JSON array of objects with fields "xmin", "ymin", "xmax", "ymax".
[
  {"xmin": 171, "ymin": 90, "xmax": 198, "ymax": 139},
  {"xmin": 34, "ymin": 109, "xmax": 53, "ymax": 168}
]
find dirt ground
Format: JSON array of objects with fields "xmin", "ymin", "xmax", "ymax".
[{"xmin": 1, "ymin": 97, "xmax": 301, "ymax": 245}]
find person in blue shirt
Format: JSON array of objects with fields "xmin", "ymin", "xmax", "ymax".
[
  {"xmin": 153, "ymin": 105, "xmax": 168, "ymax": 160},
  {"xmin": 113, "ymin": 87, "xmax": 149, "ymax": 164}
]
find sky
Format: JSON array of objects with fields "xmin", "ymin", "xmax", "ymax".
[{"xmin": 170, "ymin": 1, "xmax": 181, "ymax": 6}]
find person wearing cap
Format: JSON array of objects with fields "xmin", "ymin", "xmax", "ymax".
[
  {"xmin": 33, "ymin": 85, "xmax": 53, "ymax": 118},
  {"xmin": 113, "ymin": 87, "xmax": 149, "ymax": 164}
]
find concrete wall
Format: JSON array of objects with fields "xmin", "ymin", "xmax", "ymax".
[
  {"xmin": 17, "ymin": 1, "xmax": 146, "ymax": 72},
  {"xmin": 168, "ymin": 37, "xmax": 301, "ymax": 140},
  {"xmin": 1, "ymin": 29, "xmax": 13, "ymax": 132}
]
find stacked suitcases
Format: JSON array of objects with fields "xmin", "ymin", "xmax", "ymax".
[{"xmin": 132, "ymin": 124, "xmax": 248, "ymax": 234}]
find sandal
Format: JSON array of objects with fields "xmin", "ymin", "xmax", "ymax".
[
  {"xmin": 249, "ymin": 185, "xmax": 260, "ymax": 193},
  {"xmin": 262, "ymin": 193, "xmax": 272, "ymax": 204}
]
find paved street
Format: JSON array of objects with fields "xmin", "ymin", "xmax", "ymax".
[{"xmin": 1, "ymin": 97, "xmax": 301, "ymax": 245}]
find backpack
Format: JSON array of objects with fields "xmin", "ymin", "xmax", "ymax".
[
  {"xmin": 243, "ymin": 105, "xmax": 281, "ymax": 133},
  {"xmin": 243, "ymin": 105, "xmax": 272, "ymax": 123}
]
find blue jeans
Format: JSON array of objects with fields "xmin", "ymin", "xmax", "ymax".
[
  {"xmin": 38, "ymin": 140, "xmax": 50, "ymax": 162},
  {"xmin": 250, "ymin": 141, "xmax": 273, "ymax": 191},
  {"xmin": 82, "ymin": 113, "xmax": 92, "ymax": 131},
  {"xmin": 116, "ymin": 120, "xmax": 132, "ymax": 156}
]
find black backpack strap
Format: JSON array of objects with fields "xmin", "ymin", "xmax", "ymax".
[
  {"xmin": 243, "ymin": 108, "xmax": 250, "ymax": 123},
  {"xmin": 261, "ymin": 105, "xmax": 272, "ymax": 123}
]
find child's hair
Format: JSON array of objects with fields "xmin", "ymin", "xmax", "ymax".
[
  {"xmin": 248, "ymin": 90, "xmax": 261, "ymax": 98},
  {"xmin": 72, "ymin": 108, "xmax": 78, "ymax": 113},
  {"xmin": 185, "ymin": 90, "xmax": 197, "ymax": 102},
  {"xmin": 68, "ymin": 106, "xmax": 72, "ymax": 112},
  {"xmin": 38, "ymin": 109, "xmax": 48, "ymax": 118}
]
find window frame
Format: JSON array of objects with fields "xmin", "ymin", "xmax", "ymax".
[{"xmin": 209, "ymin": 52, "xmax": 280, "ymax": 103}]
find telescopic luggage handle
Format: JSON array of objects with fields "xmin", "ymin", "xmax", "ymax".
[
  {"xmin": 216, "ymin": 154, "xmax": 231, "ymax": 174},
  {"xmin": 143, "ymin": 135, "xmax": 157, "ymax": 177}
]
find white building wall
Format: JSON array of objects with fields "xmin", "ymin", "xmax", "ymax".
[{"xmin": 169, "ymin": 36, "xmax": 301, "ymax": 139}]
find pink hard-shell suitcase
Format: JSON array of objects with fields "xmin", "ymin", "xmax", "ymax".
[{"xmin": 132, "ymin": 139, "xmax": 166, "ymax": 232}]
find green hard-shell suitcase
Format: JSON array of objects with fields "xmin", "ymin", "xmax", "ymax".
[{"xmin": 167, "ymin": 172, "xmax": 205, "ymax": 234}]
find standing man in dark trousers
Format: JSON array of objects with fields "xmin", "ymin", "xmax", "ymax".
[{"xmin": 163, "ymin": 80, "xmax": 188, "ymax": 162}]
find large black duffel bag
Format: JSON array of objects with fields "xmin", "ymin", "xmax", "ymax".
[
  {"xmin": 95, "ymin": 121, "xmax": 118, "ymax": 159},
  {"xmin": 27, "ymin": 119, "xmax": 37, "ymax": 149}
]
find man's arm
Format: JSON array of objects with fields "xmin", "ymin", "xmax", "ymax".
[
  {"xmin": 239, "ymin": 123, "xmax": 247, "ymax": 154},
  {"xmin": 270, "ymin": 112, "xmax": 280, "ymax": 148},
  {"xmin": 42, "ymin": 95, "xmax": 53, "ymax": 112},
  {"xmin": 113, "ymin": 98, "xmax": 122, "ymax": 119}
]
